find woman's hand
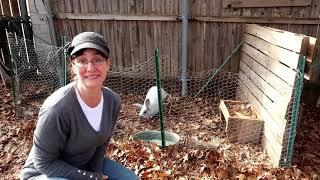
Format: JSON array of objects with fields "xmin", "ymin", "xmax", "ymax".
[{"xmin": 102, "ymin": 174, "xmax": 108, "ymax": 180}]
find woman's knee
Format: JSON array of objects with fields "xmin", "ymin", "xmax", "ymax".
[{"xmin": 102, "ymin": 159, "xmax": 139, "ymax": 179}]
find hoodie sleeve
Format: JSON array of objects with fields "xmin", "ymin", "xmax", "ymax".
[{"xmin": 32, "ymin": 106, "xmax": 102, "ymax": 180}]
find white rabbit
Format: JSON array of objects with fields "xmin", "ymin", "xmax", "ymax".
[{"xmin": 133, "ymin": 86, "xmax": 169, "ymax": 118}]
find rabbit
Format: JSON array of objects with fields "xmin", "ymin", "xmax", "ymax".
[{"xmin": 133, "ymin": 86, "xmax": 169, "ymax": 118}]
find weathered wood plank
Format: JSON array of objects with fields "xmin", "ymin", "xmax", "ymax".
[
  {"xmin": 239, "ymin": 64, "xmax": 290, "ymax": 122},
  {"xmin": 240, "ymin": 53, "xmax": 293, "ymax": 100},
  {"xmin": 220, "ymin": 100, "xmax": 264, "ymax": 144},
  {"xmin": 161, "ymin": 21, "xmax": 170, "ymax": 75},
  {"xmin": 128, "ymin": 21, "xmax": 137, "ymax": 65},
  {"xmin": 55, "ymin": 13, "xmax": 178, "ymax": 21},
  {"xmin": 71, "ymin": 0, "xmax": 80, "ymax": 13},
  {"xmin": 110, "ymin": 0, "xmax": 118, "ymax": 14},
  {"xmin": 108, "ymin": 21, "xmax": 116, "ymax": 66},
  {"xmin": 1, "ymin": 0, "xmax": 11, "ymax": 16},
  {"xmin": 223, "ymin": 0, "xmax": 312, "ymax": 8},
  {"xmin": 310, "ymin": 0, "xmax": 320, "ymax": 18},
  {"xmin": 143, "ymin": 0, "xmax": 151, "ymax": 14},
  {"xmin": 229, "ymin": 23, "xmax": 239, "ymax": 73},
  {"xmin": 123, "ymin": 21, "xmax": 131, "ymax": 67},
  {"xmin": 114, "ymin": 21, "xmax": 124, "ymax": 68},
  {"xmin": 222, "ymin": 23, "xmax": 230, "ymax": 71},
  {"xmin": 243, "ymin": 33, "xmax": 300, "ymax": 70},
  {"xmin": 167, "ymin": 22, "xmax": 174, "ymax": 75},
  {"xmin": 171, "ymin": 22, "xmax": 179, "ymax": 76},
  {"xmin": 104, "ymin": 0, "xmax": 112, "ymax": 13},
  {"xmin": 0, "ymin": 0, "xmax": 2, "ymax": 14},
  {"xmin": 139, "ymin": 21, "xmax": 146, "ymax": 63},
  {"xmin": 213, "ymin": 23, "xmax": 220, "ymax": 69},
  {"xmin": 237, "ymin": 86, "xmax": 283, "ymax": 167},
  {"xmin": 242, "ymin": 43, "xmax": 297, "ymax": 86},
  {"xmin": 54, "ymin": 13, "xmax": 320, "ymax": 25},
  {"xmin": 199, "ymin": 22, "xmax": 205, "ymax": 73},
  {"xmin": 9, "ymin": 0, "xmax": 19, "ymax": 16},
  {"xmin": 244, "ymin": 24, "xmax": 304, "ymax": 53},
  {"xmin": 206, "ymin": 23, "xmax": 214, "ymax": 70},
  {"xmin": 145, "ymin": 21, "xmax": 153, "ymax": 61},
  {"xmin": 261, "ymin": 135, "xmax": 282, "ymax": 167},
  {"xmin": 306, "ymin": 37, "xmax": 316, "ymax": 60},
  {"xmin": 187, "ymin": 22, "xmax": 194, "ymax": 74},
  {"xmin": 237, "ymin": 79, "xmax": 286, "ymax": 144},
  {"xmin": 308, "ymin": 39, "xmax": 320, "ymax": 82},
  {"xmin": 302, "ymin": 35, "xmax": 316, "ymax": 74},
  {"xmin": 193, "ymin": 16, "xmax": 320, "ymax": 25}
]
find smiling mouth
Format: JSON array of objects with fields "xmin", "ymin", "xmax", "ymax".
[{"xmin": 85, "ymin": 75, "xmax": 99, "ymax": 79}]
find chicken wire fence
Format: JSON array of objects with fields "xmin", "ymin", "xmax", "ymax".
[
  {"xmin": 8, "ymin": 33, "xmax": 304, "ymax": 168},
  {"xmin": 8, "ymin": 33, "xmax": 65, "ymax": 118},
  {"xmin": 106, "ymin": 54, "xmax": 304, "ymax": 168}
]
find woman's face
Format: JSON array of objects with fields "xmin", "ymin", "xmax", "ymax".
[{"xmin": 72, "ymin": 48, "xmax": 110, "ymax": 90}]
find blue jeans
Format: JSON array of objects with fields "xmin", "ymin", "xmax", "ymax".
[{"xmin": 31, "ymin": 159, "xmax": 139, "ymax": 180}]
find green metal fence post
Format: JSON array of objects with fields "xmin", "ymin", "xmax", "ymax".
[
  {"xmin": 154, "ymin": 48, "xmax": 166, "ymax": 147},
  {"xmin": 285, "ymin": 55, "xmax": 306, "ymax": 167}
]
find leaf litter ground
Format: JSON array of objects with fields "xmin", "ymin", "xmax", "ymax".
[{"xmin": 0, "ymin": 84, "xmax": 319, "ymax": 179}]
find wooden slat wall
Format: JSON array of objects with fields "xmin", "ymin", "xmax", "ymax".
[
  {"xmin": 0, "ymin": 0, "xmax": 20, "ymax": 75},
  {"xmin": 51, "ymin": 0, "xmax": 320, "ymax": 75},
  {"xmin": 0, "ymin": 0, "xmax": 20, "ymax": 16},
  {"xmin": 239, "ymin": 24, "xmax": 315, "ymax": 166}
]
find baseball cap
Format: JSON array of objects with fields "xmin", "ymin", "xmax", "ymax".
[{"xmin": 69, "ymin": 32, "xmax": 110, "ymax": 58}]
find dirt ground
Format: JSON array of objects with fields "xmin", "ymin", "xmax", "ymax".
[{"xmin": 0, "ymin": 84, "xmax": 319, "ymax": 179}]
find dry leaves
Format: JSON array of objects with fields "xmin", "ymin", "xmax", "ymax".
[{"xmin": 0, "ymin": 85, "xmax": 319, "ymax": 179}]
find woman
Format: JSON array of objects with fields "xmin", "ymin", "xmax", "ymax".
[{"xmin": 20, "ymin": 32, "xmax": 139, "ymax": 180}]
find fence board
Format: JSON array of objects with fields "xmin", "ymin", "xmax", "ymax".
[
  {"xmin": 245, "ymin": 24, "xmax": 304, "ymax": 53},
  {"xmin": 242, "ymin": 43, "xmax": 297, "ymax": 86},
  {"xmin": 203, "ymin": 23, "xmax": 211, "ymax": 71},
  {"xmin": 220, "ymin": 23, "xmax": 227, "ymax": 71},
  {"xmin": 107, "ymin": 21, "xmax": 116, "ymax": 66},
  {"xmin": 9, "ymin": 0, "xmax": 19, "ymax": 16},
  {"xmin": 239, "ymin": 60, "xmax": 290, "ymax": 120},
  {"xmin": 1, "ymin": 0, "xmax": 11, "ymax": 15},
  {"xmin": 213, "ymin": 23, "xmax": 220, "ymax": 69},
  {"xmin": 243, "ymin": 33, "xmax": 300, "ymax": 70},
  {"xmin": 237, "ymin": 80, "xmax": 286, "ymax": 142},
  {"xmin": 51, "ymin": 0, "xmax": 320, "ymax": 89},
  {"xmin": 240, "ymin": 52, "xmax": 293, "ymax": 98},
  {"xmin": 223, "ymin": 0, "xmax": 312, "ymax": 8},
  {"xmin": 238, "ymin": 78, "xmax": 285, "ymax": 166}
]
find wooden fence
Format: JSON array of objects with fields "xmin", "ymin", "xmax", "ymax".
[
  {"xmin": 1, "ymin": 0, "xmax": 319, "ymax": 102},
  {"xmin": 0, "ymin": 0, "xmax": 20, "ymax": 78},
  {"xmin": 51, "ymin": 0, "xmax": 320, "ymax": 75},
  {"xmin": 238, "ymin": 24, "xmax": 316, "ymax": 166}
]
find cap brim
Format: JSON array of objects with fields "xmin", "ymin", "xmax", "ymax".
[{"xmin": 70, "ymin": 42, "xmax": 109, "ymax": 57}]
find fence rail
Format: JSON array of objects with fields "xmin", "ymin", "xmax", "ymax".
[{"xmin": 51, "ymin": 0, "xmax": 320, "ymax": 75}]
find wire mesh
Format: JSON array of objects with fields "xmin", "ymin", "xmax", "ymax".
[
  {"xmin": 107, "ymin": 52, "xmax": 304, "ymax": 168},
  {"xmin": 107, "ymin": 55, "xmax": 273, "ymax": 167},
  {"xmin": 8, "ymin": 33, "xmax": 64, "ymax": 118},
  {"xmin": 8, "ymin": 33, "xmax": 303, "ymax": 168}
]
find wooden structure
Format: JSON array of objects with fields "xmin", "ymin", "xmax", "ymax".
[
  {"xmin": 219, "ymin": 100, "xmax": 263, "ymax": 144},
  {"xmin": 0, "ymin": 0, "xmax": 19, "ymax": 16},
  {"xmin": 1, "ymin": 0, "xmax": 34, "ymax": 80},
  {"xmin": 50, "ymin": 0, "xmax": 320, "ymax": 73},
  {"xmin": 48, "ymin": 0, "xmax": 320, "ymax": 102},
  {"xmin": 238, "ymin": 24, "xmax": 317, "ymax": 166},
  {"xmin": 0, "ymin": 0, "xmax": 20, "ymax": 75}
]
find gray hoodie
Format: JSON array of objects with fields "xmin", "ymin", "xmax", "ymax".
[{"xmin": 20, "ymin": 82, "xmax": 121, "ymax": 180}]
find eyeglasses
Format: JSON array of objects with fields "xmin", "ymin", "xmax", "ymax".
[{"xmin": 74, "ymin": 58, "xmax": 107, "ymax": 68}]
